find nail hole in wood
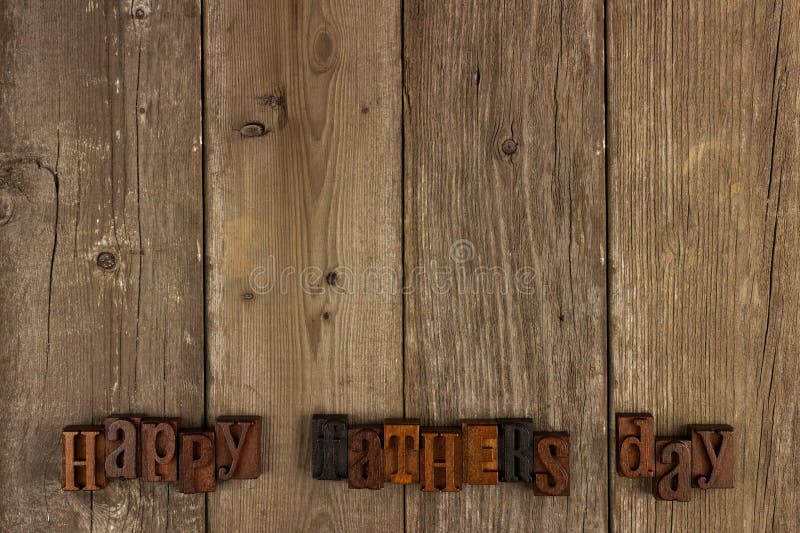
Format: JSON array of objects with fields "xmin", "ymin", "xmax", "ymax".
[{"xmin": 501, "ymin": 139, "xmax": 518, "ymax": 155}]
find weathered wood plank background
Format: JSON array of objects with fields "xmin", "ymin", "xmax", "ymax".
[
  {"xmin": 403, "ymin": 0, "xmax": 606, "ymax": 531},
  {"xmin": 0, "ymin": 0, "xmax": 797, "ymax": 531},
  {"xmin": 204, "ymin": 1, "xmax": 403, "ymax": 531},
  {"xmin": 0, "ymin": 1, "xmax": 204, "ymax": 531},
  {"xmin": 608, "ymin": 1, "xmax": 799, "ymax": 531}
]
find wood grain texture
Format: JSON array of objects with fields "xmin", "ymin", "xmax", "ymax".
[
  {"xmin": 608, "ymin": 0, "xmax": 799, "ymax": 530},
  {"xmin": 404, "ymin": 0, "xmax": 607, "ymax": 530},
  {"xmin": 204, "ymin": 1, "xmax": 403, "ymax": 530},
  {"xmin": 0, "ymin": 0, "xmax": 204, "ymax": 530}
]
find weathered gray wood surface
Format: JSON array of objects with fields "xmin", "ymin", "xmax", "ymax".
[
  {"xmin": 0, "ymin": 0, "xmax": 204, "ymax": 531},
  {"xmin": 204, "ymin": 0, "xmax": 404, "ymax": 531},
  {"xmin": 1, "ymin": 0, "xmax": 798, "ymax": 531},
  {"xmin": 608, "ymin": 0, "xmax": 799, "ymax": 531},
  {"xmin": 403, "ymin": 0, "xmax": 607, "ymax": 530}
]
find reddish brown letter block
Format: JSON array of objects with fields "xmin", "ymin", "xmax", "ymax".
[
  {"xmin": 179, "ymin": 430, "xmax": 216, "ymax": 493},
  {"xmin": 215, "ymin": 416, "xmax": 262, "ymax": 480},
  {"xmin": 384, "ymin": 419, "xmax": 420, "ymax": 484},
  {"xmin": 691, "ymin": 425, "xmax": 735, "ymax": 489},
  {"xmin": 653, "ymin": 438, "xmax": 691, "ymax": 501},
  {"xmin": 420, "ymin": 428, "xmax": 462, "ymax": 492},
  {"xmin": 104, "ymin": 416, "xmax": 141, "ymax": 479},
  {"xmin": 62, "ymin": 426, "xmax": 106, "ymax": 490},
  {"xmin": 461, "ymin": 420, "xmax": 498, "ymax": 485},
  {"xmin": 533, "ymin": 433, "xmax": 570, "ymax": 496},
  {"xmin": 616, "ymin": 413, "xmax": 655, "ymax": 478},
  {"xmin": 348, "ymin": 425, "xmax": 384, "ymax": 489},
  {"xmin": 141, "ymin": 418, "xmax": 180, "ymax": 482}
]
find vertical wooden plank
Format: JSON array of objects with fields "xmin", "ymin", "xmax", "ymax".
[
  {"xmin": 204, "ymin": 1, "xmax": 403, "ymax": 530},
  {"xmin": 609, "ymin": 0, "xmax": 799, "ymax": 531},
  {"xmin": 404, "ymin": 0, "xmax": 607, "ymax": 530},
  {"xmin": 0, "ymin": 0, "xmax": 204, "ymax": 531}
]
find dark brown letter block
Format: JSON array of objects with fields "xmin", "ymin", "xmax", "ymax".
[
  {"xmin": 348, "ymin": 425, "xmax": 384, "ymax": 489},
  {"xmin": 62, "ymin": 426, "xmax": 106, "ymax": 491},
  {"xmin": 691, "ymin": 425, "xmax": 735, "ymax": 489},
  {"xmin": 179, "ymin": 430, "xmax": 216, "ymax": 493},
  {"xmin": 420, "ymin": 428, "xmax": 462, "ymax": 492},
  {"xmin": 384, "ymin": 419, "xmax": 420, "ymax": 484},
  {"xmin": 140, "ymin": 418, "xmax": 180, "ymax": 482},
  {"xmin": 653, "ymin": 438, "xmax": 691, "ymax": 501},
  {"xmin": 215, "ymin": 416, "xmax": 262, "ymax": 480},
  {"xmin": 616, "ymin": 413, "xmax": 655, "ymax": 478},
  {"xmin": 104, "ymin": 416, "xmax": 141, "ymax": 479},
  {"xmin": 498, "ymin": 419, "xmax": 534, "ymax": 482},
  {"xmin": 461, "ymin": 420, "xmax": 498, "ymax": 485},
  {"xmin": 533, "ymin": 432, "xmax": 570, "ymax": 496},
  {"xmin": 312, "ymin": 415, "xmax": 348, "ymax": 480}
]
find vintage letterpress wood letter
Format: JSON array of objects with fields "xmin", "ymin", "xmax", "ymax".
[
  {"xmin": 691, "ymin": 425, "xmax": 735, "ymax": 489},
  {"xmin": 140, "ymin": 418, "xmax": 180, "ymax": 482},
  {"xmin": 311, "ymin": 414, "xmax": 348, "ymax": 480},
  {"xmin": 179, "ymin": 430, "xmax": 216, "ymax": 493},
  {"xmin": 215, "ymin": 416, "xmax": 262, "ymax": 480},
  {"xmin": 498, "ymin": 419, "xmax": 534, "ymax": 482},
  {"xmin": 616, "ymin": 413, "xmax": 655, "ymax": 478},
  {"xmin": 461, "ymin": 420, "xmax": 498, "ymax": 485},
  {"xmin": 653, "ymin": 438, "xmax": 691, "ymax": 501},
  {"xmin": 533, "ymin": 432, "xmax": 570, "ymax": 496},
  {"xmin": 420, "ymin": 428, "xmax": 462, "ymax": 492},
  {"xmin": 104, "ymin": 416, "xmax": 140, "ymax": 479},
  {"xmin": 62, "ymin": 426, "xmax": 106, "ymax": 490},
  {"xmin": 348, "ymin": 425, "xmax": 384, "ymax": 489},
  {"xmin": 383, "ymin": 419, "xmax": 420, "ymax": 484}
]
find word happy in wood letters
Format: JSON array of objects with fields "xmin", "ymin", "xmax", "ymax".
[{"xmin": 62, "ymin": 415, "xmax": 262, "ymax": 494}]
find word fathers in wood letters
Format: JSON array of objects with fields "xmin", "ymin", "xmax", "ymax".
[{"xmin": 312, "ymin": 415, "xmax": 569, "ymax": 495}]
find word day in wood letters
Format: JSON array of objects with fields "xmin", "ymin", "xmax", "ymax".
[
  {"xmin": 312, "ymin": 415, "xmax": 570, "ymax": 495},
  {"xmin": 616, "ymin": 413, "xmax": 735, "ymax": 502},
  {"xmin": 62, "ymin": 416, "xmax": 262, "ymax": 494}
]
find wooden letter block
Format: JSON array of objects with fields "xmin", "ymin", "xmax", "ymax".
[
  {"xmin": 383, "ymin": 419, "xmax": 420, "ymax": 484},
  {"xmin": 104, "ymin": 416, "xmax": 141, "ymax": 479},
  {"xmin": 348, "ymin": 425, "xmax": 384, "ymax": 489},
  {"xmin": 498, "ymin": 419, "xmax": 534, "ymax": 482},
  {"xmin": 179, "ymin": 430, "xmax": 216, "ymax": 493},
  {"xmin": 62, "ymin": 426, "xmax": 106, "ymax": 491},
  {"xmin": 140, "ymin": 418, "xmax": 180, "ymax": 482},
  {"xmin": 533, "ymin": 432, "xmax": 570, "ymax": 496},
  {"xmin": 420, "ymin": 428, "xmax": 462, "ymax": 492},
  {"xmin": 215, "ymin": 416, "xmax": 262, "ymax": 480},
  {"xmin": 691, "ymin": 425, "xmax": 735, "ymax": 489},
  {"xmin": 461, "ymin": 420, "xmax": 498, "ymax": 485},
  {"xmin": 311, "ymin": 414, "xmax": 348, "ymax": 480},
  {"xmin": 653, "ymin": 438, "xmax": 691, "ymax": 501},
  {"xmin": 616, "ymin": 413, "xmax": 655, "ymax": 478}
]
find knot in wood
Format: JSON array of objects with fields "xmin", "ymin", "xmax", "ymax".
[
  {"xmin": 0, "ymin": 193, "xmax": 12, "ymax": 226},
  {"xmin": 239, "ymin": 123, "xmax": 268, "ymax": 138},
  {"xmin": 96, "ymin": 252, "xmax": 117, "ymax": 271}
]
